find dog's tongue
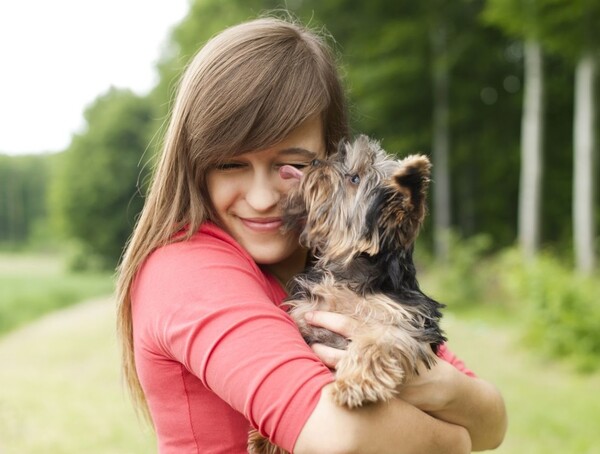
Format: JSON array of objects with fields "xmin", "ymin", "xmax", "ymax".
[{"xmin": 279, "ymin": 165, "xmax": 304, "ymax": 180}]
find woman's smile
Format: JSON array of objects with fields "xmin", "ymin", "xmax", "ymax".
[{"xmin": 239, "ymin": 216, "xmax": 284, "ymax": 233}]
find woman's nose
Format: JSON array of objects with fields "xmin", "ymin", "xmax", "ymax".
[{"xmin": 246, "ymin": 175, "xmax": 280, "ymax": 212}]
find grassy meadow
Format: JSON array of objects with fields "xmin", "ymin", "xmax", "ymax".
[
  {"xmin": 0, "ymin": 252, "xmax": 114, "ymax": 334},
  {"xmin": 1, "ymin": 253, "xmax": 599, "ymax": 453}
]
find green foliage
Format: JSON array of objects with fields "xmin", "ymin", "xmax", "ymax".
[
  {"xmin": 499, "ymin": 249, "xmax": 600, "ymax": 371},
  {"xmin": 484, "ymin": 0, "xmax": 600, "ymax": 60},
  {"xmin": 50, "ymin": 88, "xmax": 155, "ymax": 268},
  {"xmin": 419, "ymin": 233, "xmax": 493, "ymax": 310},
  {"xmin": 483, "ymin": 0, "xmax": 547, "ymax": 40},
  {"xmin": 3, "ymin": 0, "xmax": 596, "ymax": 268},
  {"xmin": 289, "ymin": 0, "xmax": 526, "ymax": 247},
  {"xmin": 0, "ymin": 253, "xmax": 114, "ymax": 335},
  {"xmin": 421, "ymin": 237, "xmax": 600, "ymax": 371},
  {"xmin": 0, "ymin": 154, "xmax": 52, "ymax": 246}
]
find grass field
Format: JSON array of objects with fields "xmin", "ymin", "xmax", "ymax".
[
  {"xmin": 0, "ymin": 253, "xmax": 114, "ymax": 334},
  {"xmin": 1, "ymin": 254, "xmax": 599, "ymax": 453},
  {"xmin": 0, "ymin": 298, "xmax": 156, "ymax": 453},
  {"xmin": 442, "ymin": 311, "xmax": 600, "ymax": 454}
]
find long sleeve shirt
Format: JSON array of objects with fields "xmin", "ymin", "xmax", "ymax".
[{"xmin": 131, "ymin": 222, "xmax": 474, "ymax": 453}]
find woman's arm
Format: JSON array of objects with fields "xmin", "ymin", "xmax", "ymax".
[
  {"xmin": 295, "ymin": 383, "xmax": 471, "ymax": 454},
  {"xmin": 398, "ymin": 359, "xmax": 507, "ymax": 451},
  {"xmin": 300, "ymin": 311, "xmax": 507, "ymax": 453}
]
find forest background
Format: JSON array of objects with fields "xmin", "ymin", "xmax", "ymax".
[{"xmin": 1, "ymin": 0, "xmax": 599, "ymax": 452}]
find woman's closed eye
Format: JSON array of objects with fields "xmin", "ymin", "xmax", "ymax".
[
  {"xmin": 215, "ymin": 162, "xmax": 246, "ymax": 171},
  {"xmin": 279, "ymin": 162, "xmax": 310, "ymax": 170}
]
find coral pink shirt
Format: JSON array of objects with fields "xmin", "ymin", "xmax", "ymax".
[{"xmin": 131, "ymin": 223, "xmax": 474, "ymax": 453}]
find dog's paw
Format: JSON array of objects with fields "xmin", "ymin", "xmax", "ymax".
[
  {"xmin": 332, "ymin": 372, "xmax": 399, "ymax": 408},
  {"xmin": 332, "ymin": 340, "xmax": 408, "ymax": 408}
]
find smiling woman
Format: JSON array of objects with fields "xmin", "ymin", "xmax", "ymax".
[
  {"xmin": 115, "ymin": 17, "xmax": 350, "ymax": 453},
  {"xmin": 206, "ymin": 115, "xmax": 325, "ymax": 280},
  {"xmin": 115, "ymin": 16, "xmax": 505, "ymax": 454}
]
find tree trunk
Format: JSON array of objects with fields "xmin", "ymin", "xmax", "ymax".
[
  {"xmin": 573, "ymin": 52, "xmax": 596, "ymax": 274},
  {"xmin": 431, "ymin": 23, "xmax": 451, "ymax": 262},
  {"xmin": 518, "ymin": 40, "xmax": 544, "ymax": 261}
]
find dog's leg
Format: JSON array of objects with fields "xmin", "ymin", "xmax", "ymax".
[{"xmin": 331, "ymin": 323, "xmax": 409, "ymax": 408}]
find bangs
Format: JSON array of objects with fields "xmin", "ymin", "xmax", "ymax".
[
  {"xmin": 181, "ymin": 18, "xmax": 347, "ymax": 171},
  {"xmin": 236, "ymin": 45, "xmax": 331, "ymax": 155}
]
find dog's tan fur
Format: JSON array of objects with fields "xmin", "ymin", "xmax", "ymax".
[{"xmin": 248, "ymin": 136, "xmax": 445, "ymax": 454}]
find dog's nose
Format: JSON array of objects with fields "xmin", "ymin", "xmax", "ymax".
[{"xmin": 310, "ymin": 159, "xmax": 321, "ymax": 167}]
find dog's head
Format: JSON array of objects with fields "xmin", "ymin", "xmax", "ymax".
[{"xmin": 281, "ymin": 135, "xmax": 431, "ymax": 265}]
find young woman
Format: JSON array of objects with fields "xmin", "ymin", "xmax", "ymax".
[{"xmin": 116, "ymin": 16, "xmax": 507, "ymax": 454}]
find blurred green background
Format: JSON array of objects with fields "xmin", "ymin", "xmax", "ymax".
[{"xmin": 1, "ymin": 0, "xmax": 599, "ymax": 452}]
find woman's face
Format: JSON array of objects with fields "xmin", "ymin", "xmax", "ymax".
[{"xmin": 206, "ymin": 116, "xmax": 325, "ymax": 278}]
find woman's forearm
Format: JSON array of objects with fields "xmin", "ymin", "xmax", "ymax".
[
  {"xmin": 429, "ymin": 372, "xmax": 507, "ymax": 451},
  {"xmin": 397, "ymin": 359, "xmax": 507, "ymax": 451},
  {"xmin": 295, "ymin": 383, "xmax": 471, "ymax": 454}
]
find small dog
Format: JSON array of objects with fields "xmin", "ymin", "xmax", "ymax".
[{"xmin": 248, "ymin": 135, "xmax": 446, "ymax": 454}]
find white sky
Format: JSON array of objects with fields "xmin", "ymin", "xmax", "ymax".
[{"xmin": 0, "ymin": 0, "xmax": 189, "ymax": 155}]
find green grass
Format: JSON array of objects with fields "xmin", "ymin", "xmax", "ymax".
[
  {"xmin": 443, "ymin": 310, "xmax": 600, "ymax": 454},
  {"xmin": 0, "ymin": 298, "xmax": 156, "ymax": 453},
  {"xmin": 0, "ymin": 253, "xmax": 114, "ymax": 334}
]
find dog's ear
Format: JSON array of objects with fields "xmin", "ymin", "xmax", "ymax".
[{"xmin": 392, "ymin": 154, "xmax": 431, "ymax": 224}]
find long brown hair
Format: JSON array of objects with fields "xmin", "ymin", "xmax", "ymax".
[{"xmin": 115, "ymin": 16, "xmax": 349, "ymax": 421}]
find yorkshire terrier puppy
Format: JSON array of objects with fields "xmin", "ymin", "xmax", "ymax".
[{"xmin": 248, "ymin": 135, "xmax": 445, "ymax": 454}]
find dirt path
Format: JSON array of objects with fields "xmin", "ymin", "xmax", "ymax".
[{"xmin": 0, "ymin": 297, "xmax": 155, "ymax": 454}]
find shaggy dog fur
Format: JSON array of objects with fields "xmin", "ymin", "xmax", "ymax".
[{"xmin": 248, "ymin": 136, "xmax": 446, "ymax": 454}]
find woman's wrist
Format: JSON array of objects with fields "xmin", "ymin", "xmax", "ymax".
[
  {"xmin": 426, "ymin": 368, "xmax": 508, "ymax": 451},
  {"xmin": 397, "ymin": 357, "xmax": 460, "ymax": 413}
]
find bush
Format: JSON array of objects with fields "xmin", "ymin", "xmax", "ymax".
[
  {"xmin": 421, "ymin": 238, "xmax": 600, "ymax": 371},
  {"xmin": 418, "ymin": 233, "xmax": 493, "ymax": 310},
  {"xmin": 499, "ymin": 250, "xmax": 600, "ymax": 371}
]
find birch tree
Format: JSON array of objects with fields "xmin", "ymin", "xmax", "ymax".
[
  {"xmin": 519, "ymin": 39, "xmax": 544, "ymax": 261},
  {"xmin": 430, "ymin": 15, "xmax": 452, "ymax": 261},
  {"xmin": 540, "ymin": 0, "xmax": 599, "ymax": 273},
  {"xmin": 570, "ymin": 1, "xmax": 598, "ymax": 274},
  {"xmin": 484, "ymin": 0, "xmax": 546, "ymax": 261},
  {"xmin": 572, "ymin": 52, "xmax": 596, "ymax": 273}
]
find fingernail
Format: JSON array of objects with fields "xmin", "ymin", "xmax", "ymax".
[{"xmin": 305, "ymin": 312, "xmax": 314, "ymax": 322}]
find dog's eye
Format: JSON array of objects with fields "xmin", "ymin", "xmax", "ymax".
[
  {"xmin": 310, "ymin": 159, "xmax": 321, "ymax": 167},
  {"xmin": 349, "ymin": 174, "xmax": 360, "ymax": 185}
]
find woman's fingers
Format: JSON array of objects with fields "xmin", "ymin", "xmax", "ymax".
[
  {"xmin": 304, "ymin": 311, "xmax": 358, "ymax": 369},
  {"xmin": 310, "ymin": 343, "xmax": 345, "ymax": 369},
  {"xmin": 304, "ymin": 311, "xmax": 358, "ymax": 338}
]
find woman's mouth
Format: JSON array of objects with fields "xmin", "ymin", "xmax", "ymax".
[{"xmin": 240, "ymin": 217, "xmax": 283, "ymax": 232}]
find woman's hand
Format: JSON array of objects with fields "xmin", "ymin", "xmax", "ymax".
[
  {"xmin": 299, "ymin": 310, "xmax": 474, "ymax": 453},
  {"xmin": 304, "ymin": 311, "xmax": 507, "ymax": 450},
  {"xmin": 305, "ymin": 311, "xmax": 457, "ymax": 414},
  {"xmin": 303, "ymin": 310, "xmax": 356, "ymax": 369},
  {"xmin": 397, "ymin": 357, "xmax": 460, "ymax": 413},
  {"xmin": 400, "ymin": 357, "xmax": 507, "ymax": 451}
]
